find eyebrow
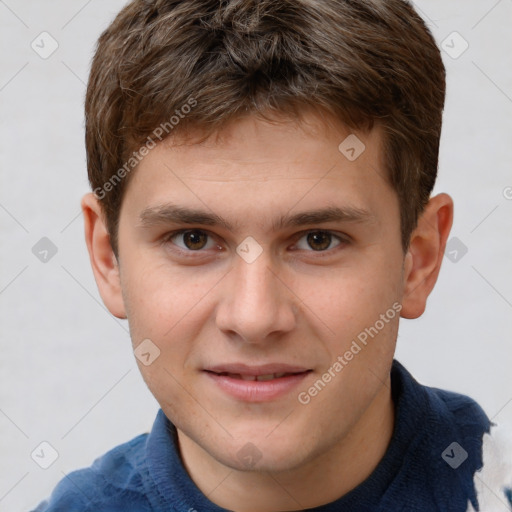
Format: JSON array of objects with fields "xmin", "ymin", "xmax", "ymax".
[{"xmin": 138, "ymin": 203, "xmax": 375, "ymax": 231}]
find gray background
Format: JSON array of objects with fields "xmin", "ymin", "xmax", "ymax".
[{"xmin": 1, "ymin": 1, "xmax": 511, "ymax": 510}]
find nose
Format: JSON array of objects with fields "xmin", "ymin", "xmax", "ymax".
[{"xmin": 215, "ymin": 252, "xmax": 297, "ymax": 344}]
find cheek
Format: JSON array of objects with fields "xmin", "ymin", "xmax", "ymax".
[
  {"xmin": 120, "ymin": 257, "xmax": 224, "ymax": 398},
  {"xmin": 121, "ymin": 263, "xmax": 206, "ymax": 403},
  {"xmin": 294, "ymin": 259, "xmax": 402, "ymax": 334},
  {"xmin": 121, "ymin": 257, "xmax": 213, "ymax": 340}
]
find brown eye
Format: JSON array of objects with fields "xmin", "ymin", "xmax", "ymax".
[
  {"xmin": 171, "ymin": 230, "xmax": 213, "ymax": 250},
  {"xmin": 294, "ymin": 231, "xmax": 343, "ymax": 252},
  {"xmin": 306, "ymin": 231, "xmax": 332, "ymax": 251},
  {"xmin": 182, "ymin": 230, "xmax": 208, "ymax": 250}
]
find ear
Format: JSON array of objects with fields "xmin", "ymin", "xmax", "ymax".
[
  {"xmin": 81, "ymin": 193, "xmax": 127, "ymax": 319},
  {"xmin": 401, "ymin": 193, "xmax": 454, "ymax": 319}
]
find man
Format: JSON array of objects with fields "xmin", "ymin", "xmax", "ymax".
[{"xmin": 34, "ymin": 0, "xmax": 512, "ymax": 510}]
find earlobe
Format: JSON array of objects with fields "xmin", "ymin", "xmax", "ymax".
[
  {"xmin": 400, "ymin": 193, "xmax": 454, "ymax": 319},
  {"xmin": 81, "ymin": 193, "xmax": 127, "ymax": 319}
]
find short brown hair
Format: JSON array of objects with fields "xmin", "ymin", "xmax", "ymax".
[{"xmin": 85, "ymin": 0, "xmax": 446, "ymax": 257}]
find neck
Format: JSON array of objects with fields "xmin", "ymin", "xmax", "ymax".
[{"xmin": 177, "ymin": 381, "xmax": 395, "ymax": 512}]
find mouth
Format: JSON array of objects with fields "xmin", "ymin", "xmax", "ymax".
[{"xmin": 203, "ymin": 364, "xmax": 313, "ymax": 402}]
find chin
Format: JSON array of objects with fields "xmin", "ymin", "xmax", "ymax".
[{"xmin": 212, "ymin": 431, "xmax": 318, "ymax": 474}]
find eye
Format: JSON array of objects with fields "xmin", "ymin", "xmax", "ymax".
[
  {"xmin": 167, "ymin": 229, "xmax": 217, "ymax": 251},
  {"xmin": 294, "ymin": 231, "xmax": 343, "ymax": 252}
]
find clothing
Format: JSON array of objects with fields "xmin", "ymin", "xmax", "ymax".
[{"xmin": 33, "ymin": 360, "xmax": 511, "ymax": 511}]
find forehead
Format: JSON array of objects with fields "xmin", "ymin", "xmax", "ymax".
[{"xmin": 120, "ymin": 113, "xmax": 394, "ymax": 228}]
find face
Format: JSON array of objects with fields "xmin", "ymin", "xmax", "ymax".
[{"xmin": 116, "ymin": 112, "xmax": 406, "ymax": 473}]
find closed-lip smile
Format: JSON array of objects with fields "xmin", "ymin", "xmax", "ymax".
[{"xmin": 204, "ymin": 363, "xmax": 313, "ymax": 402}]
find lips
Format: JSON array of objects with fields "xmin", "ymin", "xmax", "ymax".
[{"xmin": 204, "ymin": 363, "xmax": 312, "ymax": 402}]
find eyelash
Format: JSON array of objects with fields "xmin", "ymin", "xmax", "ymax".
[{"xmin": 160, "ymin": 229, "xmax": 349, "ymax": 256}]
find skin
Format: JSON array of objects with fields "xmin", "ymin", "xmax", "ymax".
[{"xmin": 82, "ymin": 111, "xmax": 453, "ymax": 511}]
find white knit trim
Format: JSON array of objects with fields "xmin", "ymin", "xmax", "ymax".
[{"xmin": 466, "ymin": 422, "xmax": 512, "ymax": 512}]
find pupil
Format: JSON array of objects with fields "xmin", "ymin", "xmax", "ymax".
[
  {"xmin": 307, "ymin": 232, "xmax": 331, "ymax": 251},
  {"xmin": 184, "ymin": 230, "xmax": 207, "ymax": 250}
]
